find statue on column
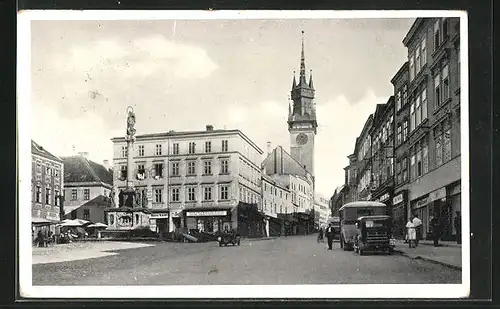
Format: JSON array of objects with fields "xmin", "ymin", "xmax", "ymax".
[{"xmin": 126, "ymin": 108, "xmax": 136, "ymax": 141}]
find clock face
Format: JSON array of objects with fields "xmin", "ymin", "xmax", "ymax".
[{"xmin": 296, "ymin": 133, "xmax": 308, "ymax": 145}]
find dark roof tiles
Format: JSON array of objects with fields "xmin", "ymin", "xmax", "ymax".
[{"xmin": 62, "ymin": 155, "xmax": 113, "ymax": 185}]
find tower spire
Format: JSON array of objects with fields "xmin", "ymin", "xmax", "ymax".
[
  {"xmin": 309, "ymin": 69, "xmax": 314, "ymax": 89},
  {"xmin": 292, "ymin": 71, "xmax": 297, "ymax": 89},
  {"xmin": 300, "ymin": 30, "xmax": 306, "ymax": 85}
]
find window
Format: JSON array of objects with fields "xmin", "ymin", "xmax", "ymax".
[
  {"xmin": 84, "ymin": 188, "xmax": 90, "ymax": 200},
  {"xmin": 188, "ymin": 142, "xmax": 196, "ymax": 154},
  {"xmin": 409, "ymin": 55, "xmax": 415, "ymax": 81},
  {"xmin": 152, "ymin": 163, "xmax": 163, "ymax": 178},
  {"xmin": 220, "ymin": 185, "xmax": 229, "ymax": 200},
  {"xmin": 416, "ymin": 92, "xmax": 422, "ymax": 126},
  {"xmin": 434, "ymin": 19, "xmax": 441, "ymax": 51},
  {"xmin": 36, "ymin": 186, "xmax": 41, "ymax": 203},
  {"xmin": 402, "ymin": 85, "xmax": 408, "ymax": 106},
  {"xmin": 442, "ymin": 18, "xmax": 449, "ymax": 40},
  {"xmin": 45, "ymin": 166, "xmax": 51, "ymax": 176},
  {"xmin": 442, "ymin": 64, "xmax": 450, "ymax": 102},
  {"xmin": 155, "ymin": 144, "xmax": 162, "ymax": 156},
  {"xmin": 410, "ymin": 88, "xmax": 428, "ymax": 132},
  {"xmin": 410, "ymin": 136, "xmax": 429, "ymax": 179},
  {"xmin": 71, "ymin": 189, "xmax": 77, "ymax": 201},
  {"xmin": 137, "ymin": 164, "xmax": 145, "ymax": 180},
  {"xmin": 187, "ymin": 161, "xmax": 196, "ymax": 175},
  {"xmin": 415, "ymin": 44, "xmax": 421, "ymax": 73},
  {"xmin": 121, "ymin": 146, "xmax": 127, "ymax": 158},
  {"xmin": 420, "ymin": 37, "xmax": 427, "ymax": 68},
  {"xmin": 171, "ymin": 188, "xmax": 180, "ymax": 202},
  {"xmin": 171, "ymin": 162, "xmax": 179, "ymax": 176},
  {"xmin": 54, "ymin": 169, "xmax": 59, "ymax": 177},
  {"xmin": 36, "ymin": 163, "xmax": 42, "ymax": 173},
  {"xmin": 396, "ymin": 91, "xmax": 401, "ymax": 111},
  {"xmin": 402, "ymin": 156, "xmax": 408, "ymax": 182},
  {"xmin": 187, "ymin": 187, "xmax": 196, "ymax": 201},
  {"xmin": 435, "ymin": 119, "xmax": 452, "ymax": 167},
  {"xmin": 83, "ymin": 209, "xmax": 90, "ymax": 221},
  {"xmin": 173, "ymin": 143, "xmax": 179, "ymax": 155},
  {"xmin": 154, "ymin": 188, "xmax": 162, "ymax": 203},
  {"xmin": 138, "ymin": 145, "xmax": 144, "ymax": 156},
  {"xmin": 204, "ymin": 187, "xmax": 212, "ymax": 201},
  {"xmin": 220, "ymin": 159, "xmax": 229, "ymax": 174},
  {"xmin": 45, "ymin": 187, "xmax": 51, "ymax": 204},
  {"xmin": 410, "ymin": 102, "xmax": 416, "ymax": 131},
  {"xmin": 54, "ymin": 189, "xmax": 59, "ymax": 206},
  {"xmin": 204, "ymin": 161, "xmax": 212, "ymax": 175},
  {"xmin": 421, "ymin": 88, "xmax": 428, "ymax": 122},
  {"xmin": 222, "ymin": 140, "xmax": 228, "ymax": 152},
  {"xmin": 120, "ymin": 165, "xmax": 127, "ymax": 180},
  {"xmin": 205, "ymin": 141, "xmax": 212, "ymax": 153},
  {"xmin": 423, "ymin": 139, "xmax": 429, "ymax": 174},
  {"xmin": 402, "ymin": 119, "xmax": 408, "ymax": 142}
]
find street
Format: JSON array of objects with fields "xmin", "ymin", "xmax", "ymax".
[{"xmin": 32, "ymin": 235, "xmax": 461, "ymax": 285}]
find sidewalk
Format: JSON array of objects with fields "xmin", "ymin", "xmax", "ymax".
[{"xmin": 394, "ymin": 240, "xmax": 462, "ymax": 270}]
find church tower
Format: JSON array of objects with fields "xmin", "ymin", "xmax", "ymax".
[{"xmin": 288, "ymin": 31, "xmax": 318, "ymax": 178}]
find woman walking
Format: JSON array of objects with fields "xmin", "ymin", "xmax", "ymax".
[{"xmin": 405, "ymin": 218, "xmax": 416, "ymax": 248}]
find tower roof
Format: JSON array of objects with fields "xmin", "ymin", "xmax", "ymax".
[
  {"xmin": 299, "ymin": 30, "xmax": 307, "ymax": 85},
  {"xmin": 309, "ymin": 70, "xmax": 314, "ymax": 89}
]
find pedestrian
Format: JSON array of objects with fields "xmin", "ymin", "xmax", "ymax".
[
  {"xmin": 405, "ymin": 219, "xmax": 416, "ymax": 248},
  {"xmin": 326, "ymin": 223, "xmax": 334, "ymax": 250},
  {"xmin": 430, "ymin": 215, "xmax": 440, "ymax": 247},
  {"xmin": 37, "ymin": 230, "xmax": 45, "ymax": 247},
  {"xmin": 412, "ymin": 214, "xmax": 422, "ymax": 247},
  {"xmin": 454, "ymin": 211, "xmax": 461, "ymax": 244},
  {"xmin": 317, "ymin": 227, "xmax": 324, "ymax": 243}
]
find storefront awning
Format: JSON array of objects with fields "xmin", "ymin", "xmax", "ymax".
[{"xmin": 32, "ymin": 217, "xmax": 59, "ymax": 225}]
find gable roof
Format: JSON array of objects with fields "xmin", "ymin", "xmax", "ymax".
[
  {"xmin": 62, "ymin": 155, "xmax": 113, "ymax": 186},
  {"xmin": 261, "ymin": 145, "xmax": 310, "ymax": 178},
  {"xmin": 31, "ymin": 140, "xmax": 62, "ymax": 162}
]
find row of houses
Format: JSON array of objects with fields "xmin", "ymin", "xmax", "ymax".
[
  {"xmin": 31, "ymin": 128, "xmax": 316, "ymax": 238},
  {"xmin": 330, "ymin": 17, "xmax": 461, "ymax": 241}
]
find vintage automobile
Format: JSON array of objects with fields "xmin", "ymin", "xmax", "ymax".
[
  {"xmin": 353, "ymin": 215, "xmax": 394, "ymax": 255},
  {"xmin": 217, "ymin": 230, "xmax": 241, "ymax": 247}
]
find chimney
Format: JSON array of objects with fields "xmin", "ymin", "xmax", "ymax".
[
  {"xmin": 267, "ymin": 141, "xmax": 272, "ymax": 156},
  {"xmin": 78, "ymin": 152, "xmax": 89, "ymax": 159},
  {"xmin": 206, "ymin": 125, "xmax": 214, "ymax": 131}
]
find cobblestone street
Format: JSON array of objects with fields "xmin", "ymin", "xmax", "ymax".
[{"xmin": 32, "ymin": 235, "xmax": 461, "ymax": 285}]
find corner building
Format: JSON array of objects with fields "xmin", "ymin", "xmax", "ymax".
[
  {"xmin": 398, "ymin": 17, "xmax": 461, "ymax": 241},
  {"xmin": 111, "ymin": 125, "xmax": 263, "ymax": 234}
]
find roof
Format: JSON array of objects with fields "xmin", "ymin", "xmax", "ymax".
[
  {"xmin": 62, "ymin": 155, "xmax": 113, "ymax": 186},
  {"xmin": 111, "ymin": 128, "xmax": 264, "ymax": 155},
  {"xmin": 390, "ymin": 61, "xmax": 409, "ymax": 85},
  {"xmin": 262, "ymin": 145, "xmax": 311, "ymax": 178},
  {"xmin": 63, "ymin": 195, "xmax": 111, "ymax": 215},
  {"xmin": 31, "ymin": 140, "xmax": 62, "ymax": 162},
  {"xmin": 402, "ymin": 18, "xmax": 423, "ymax": 46},
  {"xmin": 338, "ymin": 201, "xmax": 387, "ymax": 211}
]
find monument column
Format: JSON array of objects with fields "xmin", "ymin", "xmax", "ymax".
[{"xmin": 123, "ymin": 106, "xmax": 137, "ymax": 208}]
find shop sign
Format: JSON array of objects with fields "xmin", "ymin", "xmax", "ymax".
[
  {"xmin": 376, "ymin": 193, "xmax": 390, "ymax": 203},
  {"xmin": 429, "ymin": 187, "xmax": 446, "ymax": 202},
  {"xmin": 186, "ymin": 210, "xmax": 227, "ymax": 217},
  {"xmin": 150, "ymin": 213, "xmax": 169, "ymax": 219},
  {"xmin": 393, "ymin": 193, "xmax": 404, "ymax": 205},
  {"xmin": 46, "ymin": 211, "xmax": 59, "ymax": 221},
  {"xmin": 413, "ymin": 196, "xmax": 429, "ymax": 210}
]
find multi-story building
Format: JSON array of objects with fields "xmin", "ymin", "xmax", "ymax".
[
  {"xmin": 369, "ymin": 97, "xmax": 396, "ymax": 219},
  {"xmin": 31, "ymin": 140, "xmax": 64, "ymax": 233},
  {"xmin": 261, "ymin": 174, "xmax": 292, "ymax": 236},
  {"xmin": 355, "ymin": 114, "xmax": 374, "ymax": 201},
  {"xmin": 110, "ymin": 125, "xmax": 264, "ymax": 234},
  {"xmin": 392, "ymin": 61, "xmax": 411, "ymax": 238},
  {"xmin": 401, "ymin": 17, "xmax": 461, "ymax": 240},
  {"xmin": 314, "ymin": 194, "xmax": 330, "ymax": 229},
  {"xmin": 61, "ymin": 153, "xmax": 114, "ymax": 223}
]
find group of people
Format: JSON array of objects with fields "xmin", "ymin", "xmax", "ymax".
[
  {"xmin": 34, "ymin": 229, "xmax": 53, "ymax": 247},
  {"xmin": 317, "ymin": 223, "xmax": 337, "ymax": 250},
  {"xmin": 405, "ymin": 211, "xmax": 462, "ymax": 248}
]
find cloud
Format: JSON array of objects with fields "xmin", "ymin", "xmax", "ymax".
[{"xmin": 314, "ymin": 90, "xmax": 386, "ymax": 197}]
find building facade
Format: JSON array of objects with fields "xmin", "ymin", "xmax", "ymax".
[
  {"xmin": 111, "ymin": 126, "xmax": 264, "ymax": 234},
  {"xmin": 61, "ymin": 153, "xmax": 114, "ymax": 223},
  {"xmin": 31, "ymin": 140, "xmax": 64, "ymax": 224},
  {"xmin": 355, "ymin": 115, "xmax": 374, "ymax": 201},
  {"xmin": 391, "ymin": 61, "xmax": 411, "ymax": 239},
  {"xmin": 401, "ymin": 17, "xmax": 461, "ymax": 240}
]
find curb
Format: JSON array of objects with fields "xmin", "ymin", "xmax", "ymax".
[
  {"xmin": 244, "ymin": 237, "xmax": 277, "ymax": 242},
  {"xmin": 394, "ymin": 249, "xmax": 462, "ymax": 271}
]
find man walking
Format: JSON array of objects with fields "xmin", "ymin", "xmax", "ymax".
[
  {"xmin": 412, "ymin": 214, "xmax": 422, "ymax": 247},
  {"xmin": 326, "ymin": 223, "xmax": 334, "ymax": 250},
  {"xmin": 430, "ymin": 215, "xmax": 440, "ymax": 247}
]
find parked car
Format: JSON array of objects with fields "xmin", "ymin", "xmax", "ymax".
[
  {"xmin": 217, "ymin": 230, "xmax": 241, "ymax": 247},
  {"xmin": 353, "ymin": 215, "xmax": 394, "ymax": 255}
]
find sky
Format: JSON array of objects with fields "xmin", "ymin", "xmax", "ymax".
[{"xmin": 29, "ymin": 16, "xmax": 415, "ymax": 198}]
